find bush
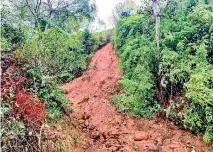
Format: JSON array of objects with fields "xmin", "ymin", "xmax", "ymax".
[
  {"xmin": 38, "ymin": 81, "xmax": 68, "ymax": 120},
  {"xmin": 81, "ymin": 30, "xmax": 96, "ymax": 54},
  {"xmin": 93, "ymin": 30, "xmax": 112, "ymax": 49},
  {"xmin": 112, "ymin": 32, "xmax": 158, "ymax": 117},
  {"xmin": 0, "ymin": 37, "xmax": 12, "ymax": 51},
  {"xmin": 1, "ymin": 24, "xmax": 26, "ymax": 51},
  {"xmin": 113, "ymin": 1, "xmax": 213, "ymax": 143},
  {"xmin": 159, "ymin": 3, "xmax": 213, "ymax": 143},
  {"xmin": 1, "ymin": 63, "xmax": 44, "ymax": 151},
  {"xmin": 20, "ymin": 27, "xmax": 87, "ymax": 83},
  {"xmin": 18, "ymin": 27, "xmax": 104, "ymax": 120},
  {"xmin": 113, "ymin": 13, "xmax": 154, "ymax": 49}
]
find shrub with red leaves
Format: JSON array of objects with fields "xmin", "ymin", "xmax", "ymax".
[
  {"xmin": 1, "ymin": 53, "xmax": 45, "ymax": 151},
  {"xmin": 1, "ymin": 59, "xmax": 46, "ymax": 127},
  {"xmin": 15, "ymin": 90, "xmax": 46, "ymax": 127},
  {"xmin": 15, "ymin": 90, "xmax": 33, "ymax": 105},
  {"xmin": 1, "ymin": 66, "xmax": 25, "ymax": 100}
]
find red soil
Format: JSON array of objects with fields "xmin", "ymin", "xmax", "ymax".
[{"xmin": 62, "ymin": 43, "xmax": 209, "ymax": 152}]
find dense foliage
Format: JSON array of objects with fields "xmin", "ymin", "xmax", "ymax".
[
  {"xmin": 1, "ymin": 0, "xmax": 213, "ymax": 150},
  {"xmin": 113, "ymin": 1, "xmax": 213, "ymax": 143},
  {"xmin": 0, "ymin": 24, "xmax": 26, "ymax": 51},
  {"xmin": 0, "ymin": 0, "xmax": 112, "ymax": 150},
  {"xmin": 112, "ymin": 13, "xmax": 157, "ymax": 117},
  {"xmin": 160, "ymin": 2, "xmax": 213, "ymax": 143},
  {"xmin": 20, "ymin": 27, "xmax": 87, "ymax": 83}
]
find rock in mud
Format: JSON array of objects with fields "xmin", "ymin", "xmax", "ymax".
[
  {"xmin": 143, "ymin": 143, "xmax": 159, "ymax": 152},
  {"xmin": 91, "ymin": 131, "xmax": 101, "ymax": 140},
  {"xmin": 63, "ymin": 107, "xmax": 73, "ymax": 115},
  {"xmin": 56, "ymin": 126, "xmax": 62, "ymax": 131},
  {"xmin": 83, "ymin": 111, "xmax": 90, "ymax": 120},
  {"xmin": 105, "ymin": 142, "xmax": 113, "ymax": 148},
  {"xmin": 84, "ymin": 120, "xmax": 89, "ymax": 127},
  {"xmin": 156, "ymin": 138, "xmax": 163, "ymax": 146},
  {"xmin": 88, "ymin": 124, "xmax": 95, "ymax": 130},
  {"xmin": 134, "ymin": 131, "xmax": 149, "ymax": 141}
]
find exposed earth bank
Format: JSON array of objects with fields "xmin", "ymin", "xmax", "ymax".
[{"xmin": 61, "ymin": 43, "xmax": 209, "ymax": 152}]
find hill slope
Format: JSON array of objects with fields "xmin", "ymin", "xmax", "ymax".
[{"xmin": 62, "ymin": 43, "xmax": 208, "ymax": 152}]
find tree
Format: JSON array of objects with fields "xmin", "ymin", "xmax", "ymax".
[
  {"xmin": 152, "ymin": 0, "xmax": 161, "ymax": 59},
  {"xmin": 3, "ymin": 0, "xmax": 96, "ymax": 30},
  {"xmin": 109, "ymin": 0, "xmax": 138, "ymax": 26}
]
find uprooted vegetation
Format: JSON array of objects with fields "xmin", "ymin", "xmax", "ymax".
[{"xmin": 112, "ymin": 1, "xmax": 213, "ymax": 144}]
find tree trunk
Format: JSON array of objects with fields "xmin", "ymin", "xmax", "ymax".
[{"xmin": 152, "ymin": 0, "xmax": 161, "ymax": 60}]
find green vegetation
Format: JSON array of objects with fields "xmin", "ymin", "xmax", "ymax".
[
  {"xmin": 1, "ymin": 0, "xmax": 213, "ymax": 150},
  {"xmin": 112, "ymin": 13, "xmax": 157, "ymax": 117},
  {"xmin": 0, "ymin": 0, "xmax": 111, "ymax": 151},
  {"xmin": 93, "ymin": 30, "xmax": 112, "ymax": 49},
  {"xmin": 112, "ymin": 0, "xmax": 213, "ymax": 143},
  {"xmin": 20, "ymin": 27, "xmax": 87, "ymax": 83},
  {"xmin": 111, "ymin": 35, "xmax": 158, "ymax": 117},
  {"xmin": 1, "ymin": 24, "xmax": 26, "ymax": 51}
]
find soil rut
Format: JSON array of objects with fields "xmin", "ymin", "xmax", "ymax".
[{"xmin": 62, "ymin": 43, "xmax": 209, "ymax": 152}]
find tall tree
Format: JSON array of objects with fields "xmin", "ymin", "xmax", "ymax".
[
  {"xmin": 3, "ymin": 0, "xmax": 96, "ymax": 30},
  {"xmin": 109, "ymin": 0, "xmax": 138, "ymax": 26},
  {"xmin": 152, "ymin": 0, "xmax": 161, "ymax": 59}
]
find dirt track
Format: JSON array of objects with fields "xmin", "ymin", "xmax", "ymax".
[{"xmin": 62, "ymin": 43, "xmax": 209, "ymax": 152}]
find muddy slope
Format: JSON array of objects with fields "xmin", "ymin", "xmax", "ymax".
[{"xmin": 62, "ymin": 43, "xmax": 209, "ymax": 152}]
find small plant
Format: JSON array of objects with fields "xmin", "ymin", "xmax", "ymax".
[
  {"xmin": 89, "ymin": 63, "xmax": 97, "ymax": 69},
  {"xmin": 42, "ymin": 139, "xmax": 67, "ymax": 152},
  {"xmin": 164, "ymin": 130, "xmax": 171, "ymax": 138},
  {"xmin": 69, "ymin": 134, "xmax": 80, "ymax": 145},
  {"xmin": 38, "ymin": 84, "xmax": 68, "ymax": 120}
]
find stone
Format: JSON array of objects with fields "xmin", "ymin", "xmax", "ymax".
[
  {"xmin": 88, "ymin": 124, "xmax": 95, "ymax": 130},
  {"xmin": 83, "ymin": 111, "xmax": 90, "ymax": 120},
  {"xmin": 91, "ymin": 132, "xmax": 100, "ymax": 140},
  {"xmin": 56, "ymin": 126, "xmax": 62, "ymax": 131},
  {"xmin": 143, "ymin": 143, "xmax": 159, "ymax": 152},
  {"xmin": 83, "ymin": 120, "xmax": 89, "ymax": 128},
  {"xmin": 156, "ymin": 138, "xmax": 163, "ymax": 146},
  {"xmin": 133, "ymin": 131, "xmax": 149, "ymax": 141}
]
